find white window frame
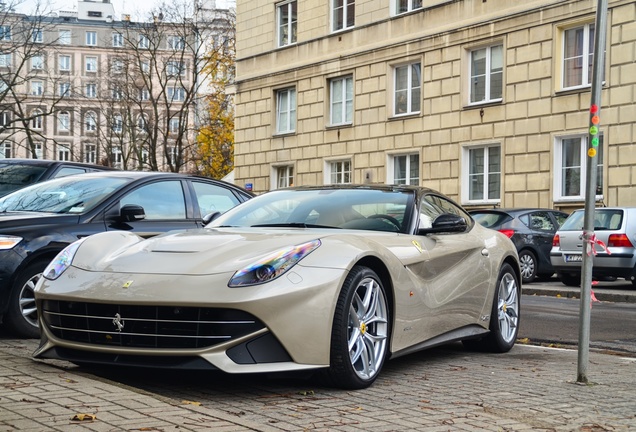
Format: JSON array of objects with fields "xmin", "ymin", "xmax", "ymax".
[
  {"xmin": 393, "ymin": 0, "xmax": 423, "ymax": 15},
  {"xmin": 31, "ymin": 55, "xmax": 44, "ymax": 70},
  {"xmin": 59, "ymin": 82, "xmax": 71, "ymax": 97},
  {"xmin": 167, "ymin": 87, "xmax": 185, "ymax": 101},
  {"xmin": 331, "ymin": 0, "xmax": 355, "ymax": 33},
  {"xmin": 277, "ymin": 0, "xmax": 297, "ymax": 47},
  {"xmin": 554, "ymin": 134, "xmax": 604, "ymax": 202},
  {"xmin": 326, "ymin": 159, "xmax": 352, "ymax": 184},
  {"xmin": 169, "ymin": 117, "xmax": 180, "ymax": 133},
  {"xmin": 85, "ymin": 83, "xmax": 97, "ymax": 98},
  {"xmin": 139, "ymin": 87, "xmax": 150, "ymax": 100},
  {"xmin": 84, "ymin": 143, "xmax": 97, "ymax": 164},
  {"xmin": 111, "ymin": 58, "xmax": 124, "ymax": 74},
  {"xmin": 330, "ymin": 75, "xmax": 353, "ymax": 126},
  {"xmin": 85, "ymin": 56, "xmax": 97, "ymax": 72},
  {"xmin": 85, "ymin": 31, "xmax": 97, "ymax": 46},
  {"xmin": 85, "ymin": 111, "xmax": 97, "ymax": 132},
  {"xmin": 0, "ymin": 141, "xmax": 12, "ymax": 158},
  {"xmin": 0, "ymin": 111, "xmax": 10, "ymax": 127},
  {"xmin": 388, "ymin": 153, "xmax": 420, "ymax": 185},
  {"xmin": 32, "ymin": 29, "xmax": 43, "ymax": 43},
  {"xmin": 393, "ymin": 62, "xmax": 421, "ymax": 116},
  {"xmin": 275, "ymin": 87, "xmax": 296, "ymax": 134},
  {"xmin": 31, "ymin": 80, "xmax": 43, "ymax": 96},
  {"xmin": 112, "ymin": 147, "xmax": 122, "ymax": 168},
  {"xmin": 461, "ymin": 144, "xmax": 501, "ymax": 204},
  {"xmin": 112, "ymin": 32, "xmax": 123, "ymax": 47},
  {"xmin": 0, "ymin": 53, "xmax": 11, "ymax": 67},
  {"xmin": 137, "ymin": 114, "xmax": 148, "ymax": 132},
  {"xmin": 59, "ymin": 29, "xmax": 71, "ymax": 45},
  {"xmin": 272, "ymin": 165, "xmax": 294, "ymax": 189},
  {"xmin": 33, "ymin": 142, "xmax": 43, "ymax": 159},
  {"xmin": 57, "ymin": 111, "xmax": 70, "ymax": 132},
  {"xmin": 31, "ymin": 110, "xmax": 43, "ymax": 129},
  {"xmin": 166, "ymin": 146, "xmax": 179, "ymax": 165},
  {"xmin": 59, "ymin": 55, "xmax": 71, "ymax": 71},
  {"xmin": 57, "ymin": 144, "xmax": 71, "ymax": 161},
  {"xmin": 561, "ymin": 23, "xmax": 595, "ymax": 90},
  {"xmin": 166, "ymin": 61, "xmax": 185, "ymax": 77},
  {"xmin": 167, "ymin": 35, "xmax": 185, "ymax": 50},
  {"xmin": 112, "ymin": 114, "xmax": 123, "ymax": 133},
  {"xmin": 138, "ymin": 34, "xmax": 149, "ymax": 49},
  {"xmin": 468, "ymin": 44, "xmax": 503, "ymax": 105},
  {"xmin": 0, "ymin": 25, "xmax": 11, "ymax": 41}
]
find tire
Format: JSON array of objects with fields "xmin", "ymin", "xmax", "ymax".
[
  {"xmin": 518, "ymin": 250, "xmax": 538, "ymax": 284},
  {"xmin": 463, "ymin": 263, "xmax": 520, "ymax": 353},
  {"xmin": 558, "ymin": 273, "xmax": 580, "ymax": 287},
  {"xmin": 324, "ymin": 266, "xmax": 390, "ymax": 389},
  {"xmin": 5, "ymin": 260, "xmax": 48, "ymax": 339}
]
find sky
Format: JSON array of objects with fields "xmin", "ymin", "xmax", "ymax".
[{"xmin": 16, "ymin": 0, "xmax": 235, "ymax": 21}]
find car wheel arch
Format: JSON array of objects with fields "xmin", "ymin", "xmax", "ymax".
[
  {"xmin": 353, "ymin": 255, "xmax": 395, "ymax": 317},
  {"xmin": 9, "ymin": 247, "xmax": 65, "ymax": 289}
]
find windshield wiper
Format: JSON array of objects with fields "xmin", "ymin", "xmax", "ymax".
[{"xmin": 251, "ymin": 223, "xmax": 341, "ymax": 229}]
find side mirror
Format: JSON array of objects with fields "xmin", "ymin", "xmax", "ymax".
[
  {"xmin": 202, "ymin": 211, "xmax": 221, "ymax": 225},
  {"xmin": 418, "ymin": 213, "xmax": 468, "ymax": 235},
  {"xmin": 120, "ymin": 204, "xmax": 146, "ymax": 222}
]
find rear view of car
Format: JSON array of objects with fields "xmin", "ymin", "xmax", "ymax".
[
  {"xmin": 550, "ymin": 207, "xmax": 636, "ymax": 286},
  {"xmin": 471, "ymin": 209, "xmax": 568, "ymax": 284}
]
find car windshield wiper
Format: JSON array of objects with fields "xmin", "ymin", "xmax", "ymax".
[{"xmin": 251, "ymin": 223, "xmax": 341, "ymax": 229}]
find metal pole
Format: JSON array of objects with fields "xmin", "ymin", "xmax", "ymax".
[{"xmin": 577, "ymin": 0, "xmax": 608, "ymax": 384}]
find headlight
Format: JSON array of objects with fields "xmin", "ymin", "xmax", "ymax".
[
  {"xmin": 0, "ymin": 235, "xmax": 22, "ymax": 250},
  {"xmin": 229, "ymin": 239, "xmax": 321, "ymax": 287},
  {"xmin": 43, "ymin": 239, "xmax": 86, "ymax": 280}
]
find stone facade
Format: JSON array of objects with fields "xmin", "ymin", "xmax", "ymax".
[{"xmin": 234, "ymin": 0, "xmax": 636, "ymax": 211}]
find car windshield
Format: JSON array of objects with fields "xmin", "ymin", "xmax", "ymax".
[
  {"xmin": 0, "ymin": 162, "xmax": 48, "ymax": 196},
  {"xmin": 0, "ymin": 176, "xmax": 128, "ymax": 214},
  {"xmin": 210, "ymin": 188, "xmax": 415, "ymax": 233},
  {"xmin": 559, "ymin": 209, "xmax": 624, "ymax": 231}
]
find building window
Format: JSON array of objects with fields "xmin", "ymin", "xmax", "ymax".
[
  {"xmin": 59, "ymin": 82, "xmax": 71, "ymax": 97},
  {"xmin": 111, "ymin": 86, "xmax": 123, "ymax": 100},
  {"xmin": 554, "ymin": 135, "xmax": 603, "ymax": 201},
  {"xmin": 141, "ymin": 61, "xmax": 150, "ymax": 74},
  {"xmin": 58, "ymin": 144, "xmax": 71, "ymax": 161},
  {"xmin": 111, "ymin": 58, "xmax": 124, "ymax": 74},
  {"xmin": 464, "ymin": 144, "xmax": 501, "ymax": 202},
  {"xmin": 85, "ymin": 83, "xmax": 97, "ymax": 98},
  {"xmin": 277, "ymin": 0, "xmax": 297, "ymax": 47},
  {"xmin": 32, "ymin": 29, "xmax": 43, "ymax": 43},
  {"xmin": 167, "ymin": 87, "xmax": 185, "ymax": 101},
  {"xmin": 562, "ymin": 23, "xmax": 595, "ymax": 89},
  {"xmin": 469, "ymin": 44, "xmax": 503, "ymax": 104},
  {"xmin": 0, "ymin": 53, "xmax": 11, "ymax": 67},
  {"xmin": 330, "ymin": 75, "xmax": 353, "ymax": 125},
  {"xmin": 86, "ymin": 31, "xmax": 97, "ymax": 46},
  {"xmin": 32, "ymin": 142, "xmax": 43, "ymax": 159},
  {"xmin": 58, "ymin": 111, "xmax": 70, "ymax": 132},
  {"xmin": 0, "ymin": 25, "xmax": 11, "ymax": 41},
  {"xmin": 0, "ymin": 141, "xmax": 11, "ymax": 158},
  {"xmin": 31, "ymin": 55, "xmax": 44, "ymax": 70},
  {"xmin": 112, "ymin": 147, "xmax": 122, "ymax": 168},
  {"xmin": 85, "ymin": 56, "xmax": 97, "ymax": 72},
  {"xmin": 276, "ymin": 87, "xmax": 296, "ymax": 134},
  {"xmin": 139, "ymin": 87, "xmax": 150, "ymax": 100},
  {"xmin": 138, "ymin": 34, "xmax": 149, "ymax": 49},
  {"xmin": 84, "ymin": 144, "xmax": 96, "ymax": 164},
  {"xmin": 390, "ymin": 153, "xmax": 419, "ymax": 185},
  {"xmin": 59, "ymin": 55, "xmax": 71, "ymax": 71},
  {"xmin": 59, "ymin": 29, "xmax": 71, "ymax": 44},
  {"xmin": 394, "ymin": 62, "xmax": 421, "ymax": 116},
  {"xmin": 275, "ymin": 165, "xmax": 294, "ymax": 189},
  {"xmin": 112, "ymin": 114, "xmax": 123, "ymax": 133},
  {"xmin": 166, "ymin": 61, "xmax": 185, "ymax": 77},
  {"xmin": 332, "ymin": 0, "xmax": 355, "ymax": 32},
  {"xmin": 328, "ymin": 160, "xmax": 352, "ymax": 184},
  {"xmin": 167, "ymin": 35, "xmax": 185, "ymax": 50},
  {"xmin": 137, "ymin": 114, "xmax": 148, "ymax": 132},
  {"xmin": 0, "ymin": 111, "xmax": 10, "ymax": 127},
  {"xmin": 166, "ymin": 146, "xmax": 179, "ymax": 165},
  {"xmin": 169, "ymin": 117, "xmax": 180, "ymax": 134},
  {"xmin": 395, "ymin": 0, "xmax": 422, "ymax": 15},
  {"xmin": 112, "ymin": 32, "xmax": 123, "ymax": 47},
  {"xmin": 31, "ymin": 80, "xmax": 44, "ymax": 96},
  {"xmin": 85, "ymin": 111, "xmax": 97, "ymax": 132},
  {"xmin": 31, "ymin": 110, "xmax": 43, "ymax": 129}
]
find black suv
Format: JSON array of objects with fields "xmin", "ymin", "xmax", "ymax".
[
  {"xmin": 0, "ymin": 158, "xmax": 116, "ymax": 197},
  {"xmin": 0, "ymin": 171, "xmax": 253, "ymax": 338}
]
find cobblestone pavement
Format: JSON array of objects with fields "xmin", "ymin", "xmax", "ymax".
[{"xmin": 1, "ymin": 338, "xmax": 635, "ymax": 431}]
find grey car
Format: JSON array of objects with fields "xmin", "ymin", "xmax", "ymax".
[{"xmin": 550, "ymin": 207, "xmax": 636, "ymax": 287}]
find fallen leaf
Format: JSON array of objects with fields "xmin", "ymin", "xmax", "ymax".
[
  {"xmin": 182, "ymin": 400, "xmax": 201, "ymax": 406},
  {"xmin": 71, "ymin": 413, "xmax": 96, "ymax": 422}
]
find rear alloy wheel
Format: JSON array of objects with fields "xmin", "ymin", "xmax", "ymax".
[
  {"xmin": 518, "ymin": 250, "xmax": 538, "ymax": 284},
  {"xmin": 325, "ymin": 266, "xmax": 389, "ymax": 389},
  {"xmin": 5, "ymin": 260, "xmax": 48, "ymax": 338},
  {"xmin": 464, "ymin": 263, "xmax": 520, "ymax": 352}
]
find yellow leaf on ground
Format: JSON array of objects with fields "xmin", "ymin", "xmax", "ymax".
[
  {"xmin": 71, "ymin": 413, "xmax": 96, "ymax": 421},
  {"xmin": 182, "ymin": 400, "xmax": 202, "ymax": 406}
]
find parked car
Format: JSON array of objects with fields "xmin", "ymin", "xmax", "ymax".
[
  {"xmin": 550, "ymin": 207, "xmax": 636, "ymax": 287},
  {"xmin": 0, "ymin": 171, "xmax": 253, "ymax": 338},
  {"xmin": 470, "ymin": 208, "xmax": 569, "ymax": 284},
  {"xmin": 0, "ymin": 158, "xmax": 116, "ymax": 197},
  {"xmin": 34, "ymin": 185, "xmax": 521, "ymax": 389}
]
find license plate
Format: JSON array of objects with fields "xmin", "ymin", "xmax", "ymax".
[{"xmin": 565, "ymin": 254, "xmax": 582, "ymax": 262}]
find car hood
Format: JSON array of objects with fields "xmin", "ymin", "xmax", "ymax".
[
  {"xmin": 0, "ymin": 211, "xmax": 79, "ymax": 227},
  {"xmin": 72, "ymin": 228, "xmax": 358, "ymax": 276}
]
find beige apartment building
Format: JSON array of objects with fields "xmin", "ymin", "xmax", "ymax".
[{"xmin": 233, "ymin": 0, "xmax": 636, "ymax": 211}]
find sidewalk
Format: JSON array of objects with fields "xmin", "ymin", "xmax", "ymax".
[{"xmin": 1, "ymin": 337, "xmax": 635, "ymax": 431}]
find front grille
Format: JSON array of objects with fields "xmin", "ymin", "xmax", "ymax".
[{"xmin": 41, "ymin": 300, "xmax": 265, "ymax": 349}]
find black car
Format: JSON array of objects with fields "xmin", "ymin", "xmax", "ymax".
[
  {"xmin": 470, "ymin": 208, "xmax": 568, "ymax": 284},
  {"xmin": 0, "ymin": 171, "xmax": 253, "ymax": 338},
  {"xmin": 0, "ymin": 158, "xmax": 116, "ymax": 197}
]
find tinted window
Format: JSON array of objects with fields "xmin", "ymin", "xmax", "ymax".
[
  {"xmin": 0, "ymin": 163, "xmax": 47, "ymax": 195},
  {"xmin": 472, "ymin": 212, "xmax": 511, "ymax": 229},
  {"xmin": 560, "ymin": 209, "xmax": 623, "ymax": 231},
  {"xmin": 0, "ymin": 176, "xmax": 128, "ymax": 213},
  {"xmin": 120, "ymin": 181, "xmax": 186, "ymax": 220},
  {"xmin": 524, "ymin": 211, "xmax": 555, "ymax": 231},
  {"xmin": 192, "ymin": 181, "xmax": 240, "ymax": 216}
]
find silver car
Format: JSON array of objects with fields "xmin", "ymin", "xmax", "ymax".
[{"xmin": 550, "ymin": 207, "xmax": 636, "ymax": 287}]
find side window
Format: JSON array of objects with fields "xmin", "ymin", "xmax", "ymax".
[
  {"xmin": 120, "ymin": 181, "xmax": 186, "ymax": 220},
  {"xmin": 54, "ymin": 167, "xmax": 87, "ymax": 178},
  {"xmin": 527, "ymin": 211, "xmax": 555, "ymax": 231},
  {"xmin": 419, "ymin": 194, "xmax": 469, "ymax": 229},
  {"xmin": 191, "ymin": 181, "xmax": 240, "ymax": 216}
]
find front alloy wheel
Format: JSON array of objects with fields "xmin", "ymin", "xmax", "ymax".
[{"xmin": 325, "ymin": 266, "xmax": 389, "ymax": 389}]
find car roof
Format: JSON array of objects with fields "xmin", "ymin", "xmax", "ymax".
[
  {"xmin": 282, "ymin": 184, "xmax": 438, "ymax": 194},
  {"xmin": 0, "ymin": 158, "xmax": 116, "ymax": 169},
  {"xmin": 470, "ymin": 208, "xmax": 566, "ymax": 215}
]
